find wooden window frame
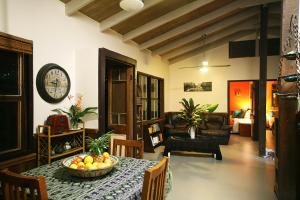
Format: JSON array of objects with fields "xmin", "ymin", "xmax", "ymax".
[
  {"xmin": 137, "ymin": 72, "xmax": 164, "ymax": 121},
  {"xmin": 0, "ymin": 32, "xmax": 33, "ymax": 162}
]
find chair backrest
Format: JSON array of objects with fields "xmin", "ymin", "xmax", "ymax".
[
  {"xmin": 112, "ymin": 139, "xmax": 144, "ymax": 159},
  {"xmin": 141, "ymin": 157, "xmax": 169, "ymax": 200},
  {"xmin": 0, "ymin": 169, "xmax": 48, "ymax": 200}
]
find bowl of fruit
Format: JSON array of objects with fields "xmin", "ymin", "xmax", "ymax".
[{"xmin": 62, "ymin": 152, "xmax": 118, "ymax": 178}]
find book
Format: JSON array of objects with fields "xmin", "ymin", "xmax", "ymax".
[
  {"xmin": 159, "ymin": 133, "xmax": 163, "ymax": 142},
  {"xmin": 152, "ymin": 123, "xmax": 160, "ymax": 132},
  {"xmin": 152, "ymin": 136, "xmax": 159, "ymax": 145},
  {"xmin": 148, "ymin": 127, "xmax": 153, "ymax": 134}
]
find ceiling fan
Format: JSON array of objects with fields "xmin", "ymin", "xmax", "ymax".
[{"xmin": 179, "ymin": 61, "xmax": 231, "ymax": 72}]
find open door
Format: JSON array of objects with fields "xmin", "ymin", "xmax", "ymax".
[
  {"xmin": 251, "ymin": 80, "xmax": 259, "ymax": 140},
  {"xmin": 106, "ymin": 61, "xmax": 133, "ymax": 136},
  {"xmin": 98, "ymin": 49, "xmax": 136, "ymax": 139}
]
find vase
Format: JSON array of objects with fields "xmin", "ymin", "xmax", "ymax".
[
  {"xmin": 189, "ymin": 126, "xmax": 196, "ymax": 139},
  {"xmin": 70, "ymin": 123, "xmax": 80, "ymax": 130}
]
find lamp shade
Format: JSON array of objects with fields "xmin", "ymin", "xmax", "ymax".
[{"xmin": 120, "ymin": 0, "xmax": 144, "ymax": 11}]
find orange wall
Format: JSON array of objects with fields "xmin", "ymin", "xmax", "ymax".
[
  {"xmin": 266, "ymin": 81, "xmax": 277, "ymax": 113},
  {"xmin": 229, "ymin": 81, "xmax": 253, "ymax": 113}
]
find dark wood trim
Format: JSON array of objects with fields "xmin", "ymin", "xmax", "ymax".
[
  {"xmin": 85, "ymin": 128, "xmax": 98, "ymax": 135},
  {"xmin": 137, "ymin": 71, "xmax": 164, "ymax": 80},
  {"xmin": 98, "ymin": 48, "xmax": 136, "ymax": 139},
  {"xmin": 0, "ymin": 153, "xmax": 36, "ymax": 172},
  {"xmin": 258, "ymin": 5, "xmax": 268, "ymax": 156},
  {"xmin": 0, "ymin": 32, "xmax": 33, "ymax": 54}
]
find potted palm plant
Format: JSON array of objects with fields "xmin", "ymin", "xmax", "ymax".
[{"xmin": 179, "ymin": 98, "xmax": 218, "ymax": 139}]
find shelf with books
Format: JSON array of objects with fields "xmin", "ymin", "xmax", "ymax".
[{"xmin": 143, "ymin": 120, "xmax": 164, "ymax": 153}]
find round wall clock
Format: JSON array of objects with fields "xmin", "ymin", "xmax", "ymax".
[{"xmin": 36, "ymin": 63, "xmax": 71, "ymax": 103}]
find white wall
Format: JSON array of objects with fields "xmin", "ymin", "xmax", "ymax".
[
  {"xmin": 1, "ymin": 0, "xmax": 169, "ymax": 130},
  {"xmin": 167, "ymin": 37, "xmax": 279, "ymax": 112}
]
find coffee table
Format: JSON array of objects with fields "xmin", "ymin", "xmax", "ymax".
[{"xmin": 163, "ymin": 136, "xmax": 222, "ymax": 160}]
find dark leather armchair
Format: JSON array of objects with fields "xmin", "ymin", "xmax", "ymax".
[
  {"xmin": 164, "ymin": 112, "xmax": 189, "ymax": 138},
  {"xmin": 199, "ymin": 113, "xmax": 231, "ymax": 145}
]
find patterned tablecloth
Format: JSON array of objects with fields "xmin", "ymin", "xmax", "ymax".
[{"xmin": 23, "ymin": 157, "xmax": 158, "ymax": 200}]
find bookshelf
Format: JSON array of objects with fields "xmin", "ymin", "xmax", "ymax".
[{"xmin": 143, "ymin": 120, "xmax": 164, "ymax": 153}]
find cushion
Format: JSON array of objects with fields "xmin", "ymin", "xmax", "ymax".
[
  {"xmin": 244, "ymin": 109, "xmax": 251, "ymax": 119},
  {"xmin": 205, "ymin": 115, "xmax": 224, "ymax": 130},
  {"xmin": 232, "ymin": 110, "xmax": 242, "ymax": 118},
  {"xmin": 238, "ymin": 109, "xmax": 246, "ymax": 118}
]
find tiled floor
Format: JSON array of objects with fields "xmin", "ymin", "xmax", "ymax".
[{"xmin": 144, "ymin": 135, "xmax": 276, "ymax": 200}]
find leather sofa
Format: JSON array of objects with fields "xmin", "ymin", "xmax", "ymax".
[
  {"xmin": 199, "ymin": 112, "xmax": 231, "ymax": 145},
  {"xmin": 164, "ymin": 112, "xmax": 189, "ymax": 138},
  {"xmin": 164, "ymin": 112, "xmax": 231, "ymax": 145}
]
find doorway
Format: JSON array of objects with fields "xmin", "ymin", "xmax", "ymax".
[
  {"xmin": 228, "ymin": 80, "xmax": 278, "ymax": 152},
  {"xmin": 98, "ymin": 48, "xmax": 136, "ymax": 139}
]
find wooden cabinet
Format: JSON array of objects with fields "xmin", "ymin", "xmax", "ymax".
[
  {"xmin": 37, "ymin": 126, "xmax": 85, "ymax": 165},
  {"xmin": 239, "ymin": 123, "xmax": 252, "ymax": 137},
  {"xmin": 143, "ymin": 120, "xmax": 164, "ymax": 153}
]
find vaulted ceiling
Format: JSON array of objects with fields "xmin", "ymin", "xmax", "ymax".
[{"xmin": 59, "ymin": 0, "xmax": 281, "ymax": 64}]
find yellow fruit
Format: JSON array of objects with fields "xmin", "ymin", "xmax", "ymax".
[
  {"xmin": 89, "ymin": 165, "xmax": 97, "ymax": 170},
  {"xmin": 104, "ymin": 158, "xmax": 112, "ymax": 166},
  {"xmin": 102, "ymin": 152, "xmax": 110, "ymax": 159},
  {"xmin": 78, "ymin": 162, "xmax": 85, "ymax": 167},
  {"xmin": 69, "ymin": 164, "xmax": 78, "ymax": 169},
  {"xmin": 93, "ymin": 162, "xmax": 100, "ymax": 167},
  {"xmin": 97, "ymin": 162, "xmax": 107, "ymax": 169},
  {"xmin": 84, "ymin": 155, "xmax": 94, "ymax": 164},
  {"xmin": 85, "ymin": 162, "xmax": 93, "ymax": 169}
]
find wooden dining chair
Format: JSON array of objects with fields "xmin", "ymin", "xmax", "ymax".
[
  {"xmin": 112, "ymin": 139, "xmax": 144, "ymax": 159},
  {"xmin": 141, "ymin": 157, "xmax": 169, "ymax": 200},
  {"xmin": 0, "ymin": 169, "xmax": 48, "ymax": 200}
]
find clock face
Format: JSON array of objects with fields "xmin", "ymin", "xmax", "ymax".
[{"xmin": 36, "ymin": 63, "xmax": 71, "ymax": 103}]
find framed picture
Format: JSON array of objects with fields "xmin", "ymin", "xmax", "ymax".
[{"xmin": 184, "ymin": 82, "xmax": 212, "ymax": 92}]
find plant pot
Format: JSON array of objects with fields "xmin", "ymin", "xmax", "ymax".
[{"xmin": 188, "ymin": 126, "xmax": 196, "ymax": 139}]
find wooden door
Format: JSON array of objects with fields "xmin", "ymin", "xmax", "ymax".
[
  {"xmin": 251, "ymin": 81, "xmax": 259, "ymax": 141},
  {"xmin": 107, "ymin": 65, "xmax": 133, "ymax": 139}
]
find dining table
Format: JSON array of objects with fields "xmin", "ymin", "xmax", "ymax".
[{"xmin": 23, "ymin": 156, "xmax": 171, "ymax": 200}]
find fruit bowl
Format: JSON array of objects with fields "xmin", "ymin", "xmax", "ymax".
[{"xmin": 62, "ymin": 153, "xmax": 119, "ymax": 178}]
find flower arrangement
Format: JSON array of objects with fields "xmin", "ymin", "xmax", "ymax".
[{"xmin": 52, "ymin": 95, "xmax": 97, "ymax": 129}]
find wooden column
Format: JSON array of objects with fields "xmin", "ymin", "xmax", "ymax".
[{"xmin": 258, "ymin": 5, "xmax": 268, "ymax": 156}]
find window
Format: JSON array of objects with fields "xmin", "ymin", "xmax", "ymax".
[
  {"xmin": 137, "ymin": 72, "xmax": 164, "ymax": 121},
  {"xmin": 0, "ymin": 33, "xmax": 33, "ymax": 162}
]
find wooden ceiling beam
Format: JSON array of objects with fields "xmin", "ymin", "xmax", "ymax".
[
  {"xmin": 168, "ymin": 30, "xmax": 254, "ymax": 64},
  {"xmin": 138, "ymin": 0, "xmax": 259, "ymax": 50},
  {"xmin": 65, "ymin": 0, "xmax": 95, "ymax": 16},
  {"xmin": 152, "ymin": 8, "xmax": 259, "ymax": 55},
  {"xmin": 163, "ymin": 19, "xmax": 259, "ymax": 60},
  {"xmin": 122, "ymin": 0, "xmax": 214, "ymax": 41},
  {"xmin": 100, "ymin": 0, "xmax": 164, "ymax": 32}
]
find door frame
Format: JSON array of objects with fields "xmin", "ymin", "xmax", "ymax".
[
  {"xmin": 227, "ymin": 79, "xmax": 276, "ymax": 141},
  {"xmin": 98, "ymin": 48, "xmax": 136, "ymax": 139}
]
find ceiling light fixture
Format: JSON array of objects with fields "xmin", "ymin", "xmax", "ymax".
[
  {"xmin": 120, "ymin": 0, "xmax": 144, "ymax": 11},
  {"xmin": 200, "ymin": 66, "xmax": 208, "ymax": 73},
  {"xmin": 202, "ymin": 60, "xmax": 208, "ymax": 66}
]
